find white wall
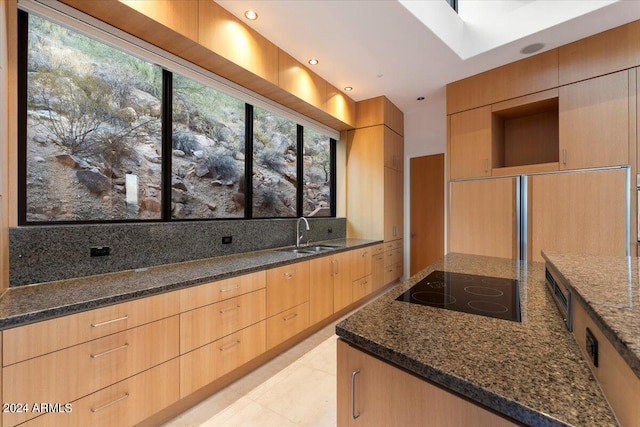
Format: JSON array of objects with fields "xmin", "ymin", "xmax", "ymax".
[{"xmin": 401, "ymin": 86, "xmax": 448, "ymax": 277}]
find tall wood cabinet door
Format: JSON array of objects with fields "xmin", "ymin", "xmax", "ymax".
[
  {"xmin": 309, "ymin": 256, "xmax": 334, "ymax": 324},
  {"xmin": 334, "ymin": 251, "xmax": 354, "ymax": 312},
  {"xmin": 559, "ymin": 70, "xmax": 630, "ymax": 170},
  {"xmin": 449, "ymin": 106, "xmax": 492, "ymax": 180},
  {"xmin": 384, "ymin": 127, "xmax": 404, "ymax": 171},
  {"xmin": 337, "ymin": 340, "xmax": 517, "ymax": 427},
  {"xmin": 449, "ymin": 177, "xmax": 518, "ymax": 259},
  {"xmin": 384, "ymin": 168, "xmax": 403, "ymax": 241},
  {"xmin": 528, "ymin": 168, "xmax": 629, "ymax": 262}
]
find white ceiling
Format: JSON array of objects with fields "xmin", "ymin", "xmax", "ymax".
[{"xmin": 215, "ymin": 0, "xmax": 640, "ymax": 114}]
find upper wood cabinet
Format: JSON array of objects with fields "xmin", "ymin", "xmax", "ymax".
[
  {"xmin": 346, "ymin": 125, "xmax": 404, "ymax": 242},
  {"xmin": 384, "ymin": 127, "xmax": 404, "ymax": 171},
  {"xmin": 119, "ymin": 0, "xmax": 198, "ymax": 41},
  {"xmin": 278, "ymin": 49, "xmax": 327, "ymax": 112},
  {"xmin": 449, "ymin": 177, "xmax": 519, "ymax": 260},
  {"xmin": 559, "ymin": 70, "xmax": 631, "ymax": 170},
  {"xmin": 355, "ymin": 96, "xmax": 404, "ymax": 136},
  {"xmin": 446, "ymin": 49, "xmax": 558, "ymax": 115},
  {"xmin": 198, "ymin": 0, "xmax": 279, "ymax": 85},
  {"xmin": 528, "ymin": 168, "xmax": 629, "ymax": 262},
  {"xmin": 559, "ymin": 20, "xmax": 640, "ymax": 86},
  {"xmin": 449, "ymin": 106, "xmax": 492, "ymax": 179}
]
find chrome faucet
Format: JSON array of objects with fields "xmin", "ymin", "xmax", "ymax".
[{"xmin": 296, "ymin": 217, "xmax": 310, "ymax": 247}]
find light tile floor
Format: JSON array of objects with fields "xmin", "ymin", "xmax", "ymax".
[{"xmin": 162, "ymin": 321, "xmax": 341, "ymax": 427}]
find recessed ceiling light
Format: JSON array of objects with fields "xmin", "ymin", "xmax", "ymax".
[
  {"xmin": 244, "ymin": 10, "xmax": 258, "ymax": 20},
  {"xmin": 520, "ymin": 42, "xmax": 545, "ymax": 55},
  {"xmin": 308, "ymin": 58, "xmax": 319, "ymax": 66},
  {"xmin": 344, "ymin": 86, "xmax": 353, "ymax": 92}
]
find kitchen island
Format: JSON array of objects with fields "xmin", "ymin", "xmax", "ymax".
[{"xmin": 336, "ymin": 253, "xmax": 618, "ymax": 426}]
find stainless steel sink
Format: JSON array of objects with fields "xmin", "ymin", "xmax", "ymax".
[{"xmin": 276, "ymin": 244, "xmax": 341, "ymax": 254}]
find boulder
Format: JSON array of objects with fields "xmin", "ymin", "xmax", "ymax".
[
  {"xmin": 57, "ymin": 154, "xmax": 89, "ymax": 169},
  {"xmin": 76, "ymin": 170, "xmax": 111, "ymax": 194},
  {"xmin": 140, "ymin": 197, "xmax": 161, "ymax": 212},
  {"xmin": 171, "ymin": 177, "xmax": 188, "ymax": 191}
]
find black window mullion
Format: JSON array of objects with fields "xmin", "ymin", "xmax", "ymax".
[
  {"xmin": 161, "ymin": 70, "xmax": 173, "ymax": 221},
  {"xmin": 17, "ymin": 10, "xmax": 28, "ymax": 225},
  {"xmin": 245, "ymin": 104, "xmax": 254, "ymax": 219},
  {"xmin": 296, "ymin": 125, "xmax": 304, "ymax": 217},
  {"xmin": 330, "ymin": 138, "xmax": 337, "ymax": 217}
]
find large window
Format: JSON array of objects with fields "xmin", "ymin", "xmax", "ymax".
[
  {"xmin": 19, "ymin": 11, "xmax": 335, "ymax": 224},
  {"xmin": 23, "ymin": 14, "xmax": 162, "ymax": 222}
]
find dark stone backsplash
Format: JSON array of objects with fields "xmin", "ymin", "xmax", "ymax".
[{"xmin": 9, "ymin": 217, "xmax": 346, "ymax": 286}]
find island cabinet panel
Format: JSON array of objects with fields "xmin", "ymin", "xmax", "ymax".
[
  {"xmin": 337, "ymin": 340, "xmax": 518, "ymax": 427},
  {"xmin": 3, "ymin": 316, "xmax": 179, "ymax": 426},
  {"xmin": 559, "ymin": 19, "xmax": 640, "ymax": 86},
  {"xmin": 197, "ymin": 0, "xmax": 279, "ymax": 86},
  {"xmin": 22, "ymin": 359, "xmax": 179, "ymax": 427},
  {"xmin": 179, "ymin": 270, "xmax": 266, "ymax": 312},
  {"xmin": 265, "ymin": 261, "xmax": 310, "ymax": 317},
  {"xmin": 559, "ymin": 70, "xmax": 631, "ymax": 170},
  {"xmin": 179, "ymin": 288, "xmax": 266, "ymax": 354},
  {"xmin": 446, "ymin": 49, "xmax": 558, "ymax": 115},
  {"xmin": 449, "ymin": 106, "xmax": 492, "ymax": 180},
  {"xmin": 528, "ymin": 168, "xmax": 629, "ymax": 262},
  {"xmin": 180, "ymin": 320, "xmax": 266, "ymax": 398},
  {"xmin": 449, "ymin": 177, "xmax": 518, "ymax": 259},
  {"xmin": 3, "ymin": 291, "xmax": 180, "ymax": 366},
  {"xmin": 571, "ymin": 301, "xmax": 640, "ymax": 427},
  {"xmin": 118, "ymin": 0, "xmax": 198, "ymax": 42}
]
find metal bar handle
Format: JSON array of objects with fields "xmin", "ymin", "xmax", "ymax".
[
  {"xmin": 334, "ymin": 259, "xmax": 339, "ymax": 276},
  {"xmin": 219, "ymin": 340, "xmax": 241, "ymax": 352},
  {"xmin": 562, "ymin": 149, "xmax": 567, "ymax": 165},
  {"xmin": 91, "ymin": 315, "xmax": 129, "ymax": 328},
  {"xmin": 90, "ymin": 343, "xmax": 129, "ymax": 359},
  {"xmin": 283, "ymin": 313, "xmax": 298, "ymax": 321},
  {"xmin": 351, "ymin": 369, "xmax": 361, "ymax": 420},
  {"xmin": 484, "ymin": 158, "xmax": 489, "ymax": 173},
  {"xmin": 220, "ymin": 284, "xmax": 240, "ymax": 293},
  {"xmin": 90, "ymin": 393, "xmax": 129, "ymax": 413},
  {"xmin": 220, "ymin": 305, "xmax": 241, "ymax": 314}
]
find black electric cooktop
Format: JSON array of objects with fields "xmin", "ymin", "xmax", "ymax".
[{"xmin": 396, "ymin": 270, "xmax": 521, "ymax": 322}]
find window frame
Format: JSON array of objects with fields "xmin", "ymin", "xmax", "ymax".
[{"xmin": 17, "ymin": 8, "xmax": 336, "ymax": 225}]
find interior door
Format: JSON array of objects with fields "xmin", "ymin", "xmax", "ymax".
[{"xmin": 410, "ymin": 154, "xmax": 444, "ymax": 275}]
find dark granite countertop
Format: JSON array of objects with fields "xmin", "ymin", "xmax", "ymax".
[
  {"xmin": 0, "ymin": 238, "xmax": 380, "ymax": 330},
  {"xmin": 542, "ymin": 251, "xmax": 640, "ymax": 378},
  {"xmin": 336, "ymin": 253, "xmax": 618, "ymax": 427}
]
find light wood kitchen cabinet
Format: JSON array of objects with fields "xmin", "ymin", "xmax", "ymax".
[
  {"xmin": 309, "ymin": 251, "xmax": 351, "ymax": 324},
  {"xmin": 384, "ymin": 167, "xmax": 403, "ymax": 241},
  {"xmin": 384, "ymin": 127, "xmax": 404, "ymax": 171},
  {"xmin": 383, "ymin": 240, "xmax": 403, "ymax": 285},
  {"xmin": 351, "ymin": 276, "xmax": 373, "ymax": 303},
  {"xmin": 559, "ymin": 20, "xmax": 640, "ymax": 85},
  {"xmin": 449, "ymin": 177, "xmax": 519, "ymax": 259},
  {"xmin": 179, "ymin": 270, "xmax": 266, "ymax": 312},
  {"xmin": 449, "ymin": 106, "xmax": 493, "ymax": 180},
  {"xmin": 180, "ymin": 321, "xmax": 266, "ymax": 398},
  {"xmin": 266, "ymin": 261, "xmax": 310, "ymax": 317},
  {"xmin": 528, "ymin": 167, "xmax": 629, "ymax": 262},
  {"xmin": 355, "ymin": 96, "xmax": 404, "ymax": 136},
  {"xmin": 266, "ymin": 302, "xmax": 310, "ymax": 350},
  {"xmin": 559, "ymin": 70, "xmax": 631, "ymax": 170},
  {"xmin": 119, "ymin": 0, "xmax": 198, "ymax": 41},
  {"xmin": 350, "ymin": 247, "xmax": 372, "ymax": 282},
  {"xmin": 23, "ymin": 359, "xmax": 179, "ymax": 427},
  {"xmin": 180, "ymin": 289, "xmax": 266, "ymax": 354},
  {"xmin": 371, "ymin": 245, "xmax": 385, "ymax": 290},
  {"xmin": 337, "ymin": 340, "xmax": 517, "ymax": 427},
  {"xmin": 3, "ymin": 291, "xmax": 179, "ymax": 366},
  {"xmin": 4, "ymin": 316, "xmax": 179, "ymax": 426}
]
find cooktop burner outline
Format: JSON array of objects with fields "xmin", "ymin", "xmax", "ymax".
[{"xmin": 395, "ymin": 270, "xmax": 521, "ymax": 322}]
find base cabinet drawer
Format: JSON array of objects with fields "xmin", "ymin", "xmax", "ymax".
[
  {"xmin": 179, "ymin": 271, "xmax": 266, "ymax": 312},
  {"xmin": 266, "ymin": 262, "xmax": 310, "ymax": 317},
  {"xmin": 180, "ymin": 289, "xmax": 266, "ymax": 354},
  {"xmin": 180, "ymin": 321, "xmax": 266, "ymax": 398},
  {"xmin": 352, "ymin": 276, "xmax": 373, "ymax": 302},
  {"xmin": 22, "ymin": 359, "xmax": 179, "ymax": 427},
  {"xmin": 266, "ymin": 302, "xmax": 310, "ymax": 350},
  {"xmin": 3, "ymin": 316, "xmax": 179, "ymax": 426}
]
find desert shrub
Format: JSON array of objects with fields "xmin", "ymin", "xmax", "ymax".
[
  {"xmin": 260, "ymin": 148, "xmax": 286, "ymax": 173},
  {"xmin": 206, "ymin": 155, "xmax": 238, "ymax": 181},
  {"xmin": 172, "ymin": 130, "xmax": 201, "ymax": 156}
]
